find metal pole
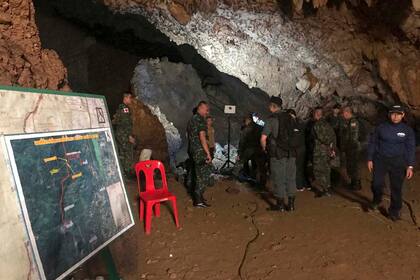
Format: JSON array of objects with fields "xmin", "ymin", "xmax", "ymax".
[
  {"xmin": 101, "ymin": 247, "xmax": 120, "ymax": 280},
  {"xmin": 227, "ymin": 115, "xmax": 231, "ymax": 168}
]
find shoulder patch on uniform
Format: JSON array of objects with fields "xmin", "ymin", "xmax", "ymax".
[
  {"xmin": 397, "ymin": 132, "xmax": 406, "ymax": 137},
  {"xmin": 123, "ymin": 108, "xmax": 129, "ymax": 113}
]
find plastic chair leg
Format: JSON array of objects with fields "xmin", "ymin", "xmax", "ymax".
[
  {"xmin": 139, "ymin": 200, "xmax": 144, "ymax": 222},
  {"xmin": 154, "ymin": 203, "xmax": 161, "ymax": 217},
  {"xmin": 170, "ymin": 197, "xmax": 180, "ymax": 228},
  {"xmin": 145, "ymin": 202, "xmax": 153, "ymax": 234}
]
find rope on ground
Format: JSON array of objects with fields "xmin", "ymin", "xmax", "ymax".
[{"xmin": 238, "ymin": 201, "xmax": 260, "ymax": 280}]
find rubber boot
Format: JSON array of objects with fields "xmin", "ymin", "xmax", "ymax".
[
  {"xmin": 288, "ymin": 196, "xmax": 296, "ymax": 211},
  {"xmin": 271, "ymin": 198, "xmax": 285, "ymax": 212}
]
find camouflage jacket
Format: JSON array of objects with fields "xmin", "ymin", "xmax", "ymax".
[
  {"xmin": 327, "ymin": 115, "xmax": 343, "ymax": 133},
  {"xmin": 313, "ymin": 119, "xmax": 336, "ymax": 154},
  {"xmin": 339, "ymin": 117, "xmax": 360, "ymax": 150},
  {"xmin": 112, "ymin": 103, "xmax": 133, "ymax": 143},
  {"xmin": 187, "ymin": 114, "xmax": 207, "ymax": 154}
]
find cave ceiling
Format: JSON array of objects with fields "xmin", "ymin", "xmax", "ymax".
[
  {"xmin": 34, "ymin": 0, "xmax": 420, "ymax": 118},
  {"xmin": 89, "ymin": 0, "xmax": 420, "ymax": 116}
]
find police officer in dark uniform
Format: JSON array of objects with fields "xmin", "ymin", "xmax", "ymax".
[
  {"xmin": 287, "ymin": 109, "xmax": 308, "ymax": 190},
  {"xmin": 234, "ymin": 114, "xmax": 264, "ymax": 183},
  {"xmin": 261, "ymin": 96, "xmax": 297, "ymax": 211},
  {"xmin": 367, "ymin": 104, "xmax": 416, "ymax": 221}
]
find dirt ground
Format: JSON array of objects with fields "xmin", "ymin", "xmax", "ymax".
[{"xmin": 74, "ymin": 164, "xmax": 420, "ymax": 280}]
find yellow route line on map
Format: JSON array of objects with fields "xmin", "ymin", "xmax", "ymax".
[
  {"xmin": 34, "ymin": 134, "xmax": 99, "ymax": 146},
  {"xmin": 72, "ymin": 172, "xmax": 82, "ymax": 180},
  {"xmin": 49, "ymin": 168, "xmax": 60, "ymax": 175},
  {"xmin": 43, "ymin": 156, "xmax": 57, "ymax": 163}
]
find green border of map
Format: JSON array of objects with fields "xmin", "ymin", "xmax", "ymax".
[{"xmin": 0, "ymin": 86, "xmax": 134, "ymax": 280}]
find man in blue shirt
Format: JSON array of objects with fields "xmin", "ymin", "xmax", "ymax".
[{"xmin": 367, "ymin": 104, "xmax": 416, "ymax": 221}]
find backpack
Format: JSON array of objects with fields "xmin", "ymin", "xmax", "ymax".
[{"xmin": 274, "ymin": 112, "xmax": 300, "ymax": 157}]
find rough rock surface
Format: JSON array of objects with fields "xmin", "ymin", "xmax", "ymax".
[
  {"xmin": 0, "ymin": 0, "xmax": 68, "ymax": 90},
  {"xmin": 131, "ymin": 58, "xmax": 269, "ymax": 162},
  {"xmin": 102, "ymin": 1, "xmax": 420, "ymax": 116},
  {"xmin": 32, "ymin": 0, "xmax": 170, "ymax": 165},
  {"xmin": 129, "ymin": 99, "xmax": 169, "ymax": 165}
]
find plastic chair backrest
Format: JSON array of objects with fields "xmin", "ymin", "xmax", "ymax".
[{"xmin": 135, "ymin": 160, "xmax": 168, "ymax": 194}]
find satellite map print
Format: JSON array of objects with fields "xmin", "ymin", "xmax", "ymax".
[{"xmin": 5, "ymin": 128, "xmax": 133, "ymax": 280}]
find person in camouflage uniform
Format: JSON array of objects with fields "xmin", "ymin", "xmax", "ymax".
[
  {"xmin": 327, "ymin": 103, "xmax": 342, "ymax": 134},
  {"xmin": 311, "ymin": 107, "xmax": 337, "ymax": 197},
  {"xmin": 187, "ymin": 101, "xmax": 213, "ymax": 208},
  {"xmin": 339, "ymin": 106, "xmax": 361, "ymax": 190},
  {"xmin": 112, "ymin": 93, "xmax": 136, "ymax": 178}
]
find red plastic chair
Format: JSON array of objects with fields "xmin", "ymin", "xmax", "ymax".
[{"xmin": 135, "ymin": 160, "xmax": 179, "ymax": 234}]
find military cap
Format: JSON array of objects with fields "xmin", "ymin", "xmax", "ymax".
[
  {"xmin": 389, "ymin": 104, "xmax": 405, "ymax": 114},
  {"xmin": 270, "ymin": 96, "xmax": 283, "ymax": 107}
]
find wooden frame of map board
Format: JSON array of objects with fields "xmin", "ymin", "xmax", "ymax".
[{"xmin": 0, "ymin": 86, "xmax": 134, "ymax": 280}]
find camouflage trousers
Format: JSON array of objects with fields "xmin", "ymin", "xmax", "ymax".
[
  {"xmin": 191, "ymin": 150, "xmax": 213, "ymax": 195},
  {"xmin": 340, "ymin": 148, "xmax": 360, "ymax": 184},
  {"xmin": 313, "ymin": 150, "xmax": 331, "ymax": 192},
  {"xmin": 118, "ymin": 142, "xmax": 134, "ymax": 177}
]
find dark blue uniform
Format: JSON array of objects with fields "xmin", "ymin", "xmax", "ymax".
[{"xmin": 367, "ymin": 121, "xmax": 415, "ymax": 216}]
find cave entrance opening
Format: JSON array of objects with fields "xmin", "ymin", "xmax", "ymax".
[{"xmin": 32, "ymin": 0, "xmax": 271, "ymax": 164}]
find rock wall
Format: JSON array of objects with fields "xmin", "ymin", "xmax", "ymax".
[
  {"xmin": 0, "ymin": 0, "xmax": 68, "ymax": 89},
  {"xmin": 131, "ymin": 58, "xmax": 269, "ymax": 163},
  {"xmin": 32, "ymin": 0, "xmax": 170, "ymax": 164},
  {"xmin": 102, "ymin": 0, "xmax": 420, "ymax": 117}
]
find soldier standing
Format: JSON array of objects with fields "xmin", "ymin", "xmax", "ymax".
[
  {"xmin": 339, "ymin": 106, "xmax": 362, "ymax": 190},
  {"xmin": 327, "ymin": 103, "xmax": 342, "ymax": 135},
  {"xmin": 368, "ymin": 104, "xmax": 415, "ymax": 221},
  {"xmin": 311, "ymin": 107, "xmax": 337, "ymax": 197},
  {"xmin": 261, "ymin": 96, "xmax": 297, "ymax": 211},
  {"xmin": 112, "ymin": 93, "xmax": 136, "ymax": 178},
  {"xmin": 287, "ymin": 109, "xmax": 309, "ymax": 191},
  {"xmin": 187, "ymin": 101, "xmax": 213, "ymax": 208},
  {"xmin": 206, "ymin": 116, "xmax": 216, "ymax": 159}
]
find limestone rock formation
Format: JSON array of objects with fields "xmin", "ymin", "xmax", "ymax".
[
  {"xmin": 129, "ymin": 99, "xmax": 169, "ymax": 165},
  {"xmin": 0, "ymin": 0, "xmax": 68, "ymax": 90},
  {"xmin": 131, "ymin": 58, "xmax": 269, "ymax": 162},
  {"xmin": 99, "ymin": 0, "xmax": 420, "ymax": 117},
  {"xmin": 1, "ymin": 0, "xmax": 170, "ymax": 166}
]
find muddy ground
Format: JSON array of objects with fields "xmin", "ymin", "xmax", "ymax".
[{"xmin": 74, "ymin": 164, "xmax": 420, "ymax": 280}]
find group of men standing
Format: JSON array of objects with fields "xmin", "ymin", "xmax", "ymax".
[
  {"xmin": 113, "ymin": 92, "xmax": 415, "ymax": 222},
  {"xmin": 186, "ymin": 97, "xmax": 416, "ymax": 221}
]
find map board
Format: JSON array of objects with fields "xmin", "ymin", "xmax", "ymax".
[{"xmin": 0, "ymin": 86, "xmax": 134, "ymax": 280}]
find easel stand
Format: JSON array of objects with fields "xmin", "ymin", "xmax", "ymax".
[
  {"xmin": 101, "ymin": 247, "xmax": 121, "ymax": 280},
  {"xmin": 220, "ymin": 115, "xmax": 235, "ymax": 170}
]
